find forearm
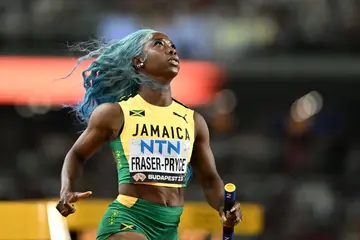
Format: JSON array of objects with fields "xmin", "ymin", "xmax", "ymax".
[
  {"xmin": 202, "ymin": 175, "xmax": 224, "ymax": 211},
  {"xmin": 60, "ymin": 150, "xmax": 84, "ymax": 195}
]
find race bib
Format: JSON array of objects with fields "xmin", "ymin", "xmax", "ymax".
[{"xmin": 129, "ymin": 138, "xmax": 191, "ymax": 184}]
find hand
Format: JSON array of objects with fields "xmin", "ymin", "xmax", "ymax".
[
  {"xmin": 56, "ymin": 191, "xmax": 92, "ymax": 217},
  {"xmin": 219, "ymin": 202, "xmax": 243, "ymax": 228}
]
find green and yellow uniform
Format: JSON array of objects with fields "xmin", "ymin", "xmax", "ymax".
[{"xmin": 97, "ymin": 94, "xmax": 195, "ymax": 240}]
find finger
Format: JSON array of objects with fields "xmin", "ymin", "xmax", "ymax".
[
  {"xmin": 63, "ymin": 202, "xmax": 76, "ymax": 212},
  {"xmin": 225, "ymin": 213, "xmax": 237, "ymax": 222},
  {"xmin": 229, "ymin": 210, "xmax": 243, "ymax": 222},
  {"xmin": 230, "ymin": 202, "xmax": 240, "ymax": 213},
  {"xmin": 56, "ymin": 201, "xmax": 70, "ymax": 214},
  {"xmin": 223, "ymin": 221, "xmax": 235, "ymax": 228},
  {"xmin": 226, "ymin": 208, "xmax": 237, "ymax": 219},
  {"xmin": 221, "ymin": 212, "xmax": 227, "ymax": 222},
  {"xmin": 233, "ymin": 217, "xmax": 241, "ymax": 224},
  {"xmin": 61, "ymin": 209, "xmax": 75, "ymax": 217},
  {"xmin": 69, "ymin": 207, "xmax": 76, "ymax": 213},
  {"xmin": 223, "ymin": 216, "xmax": 241, "ymax": 228},
  {"xmin": 60, "ymin": 209, "xmax": 69, "ymax": 216},
  {"xmin": 62, "ymin": 206, "xmax": 76, "ymax": 216},
  {"xmin": 75, "ymin": 191, "xmax": 92, "ymax": 199},
  {"xmin": 56, "ymin": 202, "xmax": 64, "ymax": 212},
  {"xmin": 68, "ymin": 191, "xmax": 92, "ymax": 204},
  {"xmin": 239, "ymin": 211, "xmax": 243, "ymax": 221}
]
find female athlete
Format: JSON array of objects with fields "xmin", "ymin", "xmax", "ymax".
[{"xmin": 56, "ymin": 29, "xmax": 242, "ymax": 240}]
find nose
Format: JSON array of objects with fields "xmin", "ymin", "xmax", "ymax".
[{"xmin": 167, "ymin": 46, "xmax": 177, "ymax": 56}]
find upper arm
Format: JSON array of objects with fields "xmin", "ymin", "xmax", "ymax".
[
  {"xmin": 191, "ymin": 112, "xmax": 221, "ymax": 186},
  {"xmin": 69, "ymin": 103, "xmax": 123, "ymax": 162}
]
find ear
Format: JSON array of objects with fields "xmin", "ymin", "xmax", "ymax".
[{"xmin": 132, "ymin": 56, "xmax": 142, "ymax": 70}]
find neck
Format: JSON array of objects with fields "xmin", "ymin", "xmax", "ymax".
[{"xmin": 138, "ymin": 84, "xmax": 172, "ymax": 107}]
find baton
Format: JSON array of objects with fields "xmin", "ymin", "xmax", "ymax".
[{"xmin": 222, "ymin": 183, "xmax": 236, "ymax": 240}]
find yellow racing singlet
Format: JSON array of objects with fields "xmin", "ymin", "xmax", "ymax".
[{"xmin": 108, "ymin": 94, "xmax": 195, "ymax": 188}]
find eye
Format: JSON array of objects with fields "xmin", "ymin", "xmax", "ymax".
[
  {"xmin": 154, "ymin": 40, "xmax": 164, "ymax": 47},
  {"xmin": 171, "ymin": 43, "xmax": 176, "ymax": 50}
]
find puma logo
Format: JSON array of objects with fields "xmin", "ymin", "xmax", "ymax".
[{"xmin": 173, "ymin": 112, "xmax": 187, "ymax": 123}]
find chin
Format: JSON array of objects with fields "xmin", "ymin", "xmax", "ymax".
[
  {"xmin": 158, "ymin": 66, "xmax": 180, "ymax": 83},
  {"xmin": 169, "ymin": 66, "xmax": 180, "ymax": 77}
]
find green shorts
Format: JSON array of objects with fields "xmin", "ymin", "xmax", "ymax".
[{"xmin": 96, "ymin": 195, "xmax": 183, "ymax": 240}]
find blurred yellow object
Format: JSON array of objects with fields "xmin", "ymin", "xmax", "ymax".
[
  {"xmin": 0, "ymin": 199, "xmax": 263, "ymax": 239},
  {"xmin": 0, "ymin": 201, "xmax": 71, "ymax": 240},
  {"xmin": 179, "ymin": 202, "xmax": 263, "ymax": 236}
]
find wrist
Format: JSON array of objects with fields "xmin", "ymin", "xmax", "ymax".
[{"xmin": 60, "ymin": 182, "xmax": 73, "ymax": 196}]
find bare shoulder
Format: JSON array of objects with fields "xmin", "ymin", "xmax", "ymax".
[
  {"xmin": 194, "ymin": 111, "xmax": 206, "ymax": 124},
  {"xmin": 88, "ymin": 103, "xmax": 123, "ymax": 131},
  {"xmin": 194, "ymin": 111, "xmax": 209, "ymax": 140},
  {"xmin": 70, "ymin": 103, "xmax": 123, "ymax": 159}
]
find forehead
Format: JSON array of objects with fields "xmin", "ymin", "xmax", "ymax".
[{"xmin": 150, "ymin": 32, "xmax": 169, "ymax": 41}]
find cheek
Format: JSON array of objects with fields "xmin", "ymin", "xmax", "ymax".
[
  {"xmin": 146, "ymin": 49, "xmax": 163, "ymax": 60},
  {"xmin": 145, "ymin": 50, "xmax": 165, "ymax": 68}
]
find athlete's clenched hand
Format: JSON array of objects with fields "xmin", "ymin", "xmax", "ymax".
[
  {"xmin": 56, "ymin": 191, "xmax": 92, "ymax": 217},
  {"xmin": 219, "ymin": 202, "xmax": 243, "ymax": 228}
]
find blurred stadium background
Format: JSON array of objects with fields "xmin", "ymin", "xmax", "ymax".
[{"xmin": 2, "ymin": 0, "xmax": 360, "ymax": 239}]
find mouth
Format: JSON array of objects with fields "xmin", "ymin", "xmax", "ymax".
[{"xmin": 168, "ymin": 57, "xmax": 180, "ymax": 67}]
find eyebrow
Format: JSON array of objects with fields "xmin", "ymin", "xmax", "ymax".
[{"xmin": 153, "ymin": 38, "xmax": 175, "ymax": 46}]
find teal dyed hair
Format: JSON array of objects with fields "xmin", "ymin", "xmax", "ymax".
[{"xmin": 66, "ymin": 29, "xmax": 157, "ymax": 123}]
